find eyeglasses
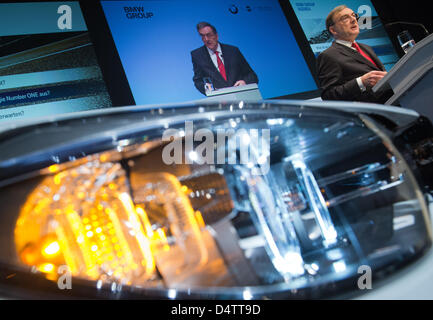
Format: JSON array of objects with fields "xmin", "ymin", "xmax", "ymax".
[
  {"xmin": 331, "ymin": 12, "xmax": 359, "ymax": 26},
  {"xmin": 199, "ymin": 32, "xmax": 216, "ymax": 40}
]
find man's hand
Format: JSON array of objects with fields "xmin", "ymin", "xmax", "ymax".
[
  {"xmin": 360, "ymin": 71, "xmax": 387, "ymax": 88},
  {"xmin": 234, "ymin": 80, "xmax": 246, "ymax": 86}
]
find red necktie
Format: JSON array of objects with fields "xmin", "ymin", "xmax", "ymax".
[
  {"xmin": 352, "ymin": 42, "xmax": 378, "ymax": 69},
  {"xmin": 214, "ymin": 50, "xmax": 227, "ymax": 81}
]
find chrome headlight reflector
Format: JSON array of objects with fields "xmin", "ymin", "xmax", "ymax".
[{"xmin": 0, "ymin": 102, "xmax": 431, "ymax": 299}]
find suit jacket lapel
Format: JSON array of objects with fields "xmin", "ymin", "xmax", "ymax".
[
  {"xmin": 201, "ymin": 46, "xmax": 219, "ymax": 80},
  {"xmin": 358, "ymin": 42, "xmax": 385, "ymax": 71},
  {"xmin": 333, "ymin": 42, "xmax": 380, "ymax": 70}
]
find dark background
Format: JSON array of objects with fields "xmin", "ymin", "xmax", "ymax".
[{"xmin": 371, "ymin": 0, "xmax": 432, "ymax": 56}]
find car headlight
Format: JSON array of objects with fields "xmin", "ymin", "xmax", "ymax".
[{"xmin": 0, "ymin": 101, "xmax": 431, "ymax": 299}]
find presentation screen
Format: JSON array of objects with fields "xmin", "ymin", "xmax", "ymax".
[
  {"xmin": 0, "ymin": 1, "xmax": 112, "ymax": 124},
  {"xmin": 101, "ymin": 0, "xmax": 319, "ymax": 105},
  {"xmin": 288, "ymin": 0, "xmax": 399, "ymax": 71}
]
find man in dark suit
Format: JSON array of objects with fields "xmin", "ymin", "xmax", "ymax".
[
  {"xmin": 317, "ymin": 5, "xmax": 393, "ymax": 103},
  {"xmin": 191, "ymin": 22, "xmax": 258, "ymax": 95}
]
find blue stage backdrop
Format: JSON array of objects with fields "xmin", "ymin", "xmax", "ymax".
[{"xmin": 101, "ymin": 0, "xmax": 318, "ymax": 105}]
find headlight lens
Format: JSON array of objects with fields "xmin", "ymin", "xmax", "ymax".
[{"xmin": 0, "ymin": 102, "xmax": 431, "ymax": 299}]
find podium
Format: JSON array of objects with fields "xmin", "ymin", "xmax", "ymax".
[
  {"xmin": 203, "ymin": 83, "xmax": 262, "ymax": 101},
  {"xmin": 373, "ymin": 33, "xmax": 433, "ymax": 121}
]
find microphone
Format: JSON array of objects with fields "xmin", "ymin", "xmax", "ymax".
[{"xmin": 384, "ymin": 21, "xmax": 429, "ymax": 36}]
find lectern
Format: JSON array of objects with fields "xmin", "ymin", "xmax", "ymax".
[
  {"xmin": 204, "ymin": 83, "xmax": 262, "ymax": 101},
  {"xmin": 373, "ymin": 33, "xmax": 433, "ymax": 121}
]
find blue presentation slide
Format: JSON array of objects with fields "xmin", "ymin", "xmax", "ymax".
[
  {"xmin": 101, "ymin": 0, "xmax": 318, "ymax": 105},
  {"xmin": 288, "ymin": 0, "xmax": 399, "ymax": 70}
]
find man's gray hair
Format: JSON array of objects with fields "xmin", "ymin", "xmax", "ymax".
[{"xmin": 196, "ymin": 22, "xmax": 217, "ymax": 34}]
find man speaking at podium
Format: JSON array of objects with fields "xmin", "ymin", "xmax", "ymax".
[
  {"xmin": 191, "ymin": 22, "xmax": 258, "ymax": 95},
  {"xmin": 317, "ymin": 5, "xmax": 393, "ymax": 104}
]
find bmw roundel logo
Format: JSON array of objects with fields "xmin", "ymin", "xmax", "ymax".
[{"xmin": 229, "ymin": 5, "xmax": 239, "ymax": 14}]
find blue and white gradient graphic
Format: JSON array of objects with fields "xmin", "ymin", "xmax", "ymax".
[
  {"xmin": 101, "ymin": 0, "xmax": 318, "ymax": 105},
  {"xmin": 0, "ymin": 2, "xmax": 87, "ymax": 36}
]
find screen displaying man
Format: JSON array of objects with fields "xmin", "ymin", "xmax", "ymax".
[
  {"xmin": 316, "ymin": 5, "xmax": 393, "ymax": 103},
  {"xmin": 102, "ymin": 1, "xmax": 317, "ymax": 104},
  {"xmin": 191, "ymin": 22, "xmax": 258, "ymax": 95}
]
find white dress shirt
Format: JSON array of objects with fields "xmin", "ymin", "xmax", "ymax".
[
  {"xmin": 206, "ymin": 43, "xmax": 224, "ymax": 70},
  {"xmin": 335, "ymin": 39, "xmax": 367, "ymax": 92}
]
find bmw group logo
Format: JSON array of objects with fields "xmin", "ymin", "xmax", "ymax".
[{"xmin": 228, "ymin": 5, "xmax": 239, "ymax": 14}]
